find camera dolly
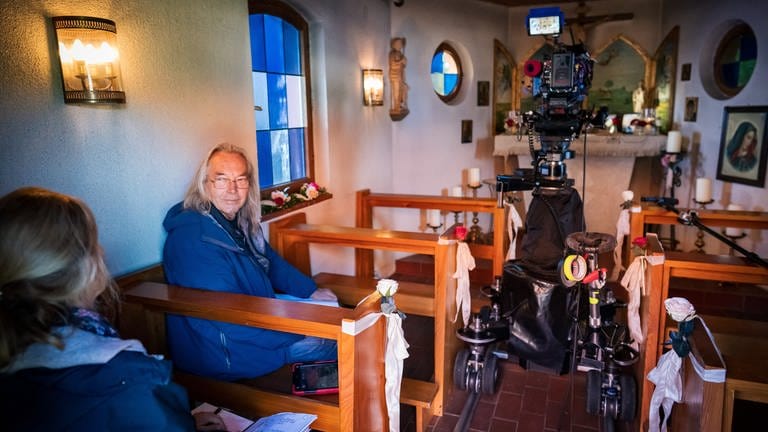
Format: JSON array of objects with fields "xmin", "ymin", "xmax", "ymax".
[{"xmin": 564, "ymin": 232, "xmax": 639, "ymax": 432}]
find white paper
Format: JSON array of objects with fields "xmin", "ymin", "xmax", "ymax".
[
  {"xmin": 245, "ymin": 412, "xmax": 317, "ymax": 432},
  {"xmin": 192, "ymin": 402, "xmax": 255, "ymax": 432}
]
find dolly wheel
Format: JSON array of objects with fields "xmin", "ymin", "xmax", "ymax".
[
  {"xmin": 618, "ymin": 374, "xmax": 637, "ymax": 421},
  {"xmin": 453, "ymin": 349, "xmax": 471, "ymax": 391},
  {"xmin": 585, "ymin": 370, "xmax": 601, "ymax": 415},
  {"xmin": 481, "ymin": 354, "xmax": 499, "ymax": 395}
]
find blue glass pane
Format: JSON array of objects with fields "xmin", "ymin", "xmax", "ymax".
[
  {"xmin": 283, "ymin": 21, "xmax": 301, "ymax": 75},
  {"xmin": 267, "ymin": 73, "xmax": 288, "ymax": 129},
  {"xmin": 430, "ymin": 53, "xmax": 442, "ymax": 74},
  {"xmin": 249, "ymin": 14, "xmax": 266, "ymax": 71},
  {"xmin": 256, "ymin": 130, "xmax": 273, "ymax": 188},
  {"xmin": 264, "ymin": 15, "xmax": 285, "ymax": 74},
  {"xmin": 721, "ymin": 62, "xmax": 739, "ymax": 88},
  {"xmin": 252, "ymin": 72, "xmax": 269, "ymax": 130},
  {"xmin": 444, "ymin": 74, "xmax": 458, "ymax": 94},
  {"xmin": 741, "ymin": 33, "xmax": 757, "ymax": 59},
  {"xmin": 271, "ymin": 130, "xmax": 290, "ymax": 184},
  {"xmin": 288, "ymin": 128, "xmax": 306, "ymax": 179}
]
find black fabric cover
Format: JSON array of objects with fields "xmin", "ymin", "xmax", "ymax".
[
  {"xmin": 501, "ymin": 187, "xmax": 585, "ymax": 371},
  {"xmin": 520, "ymin": 187, "xmax": 584, "ymax": 273},
  {"xmin": 501, "ymin": 261, "xmax": 580, "ymax": 371}
]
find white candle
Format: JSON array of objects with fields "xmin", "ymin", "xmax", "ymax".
[
  {"xmin": 468, "ymin": 168, "xmax": 481, "ymax": 187},
  {"xmin": 450, "ymin": 186, "xmax": 463, "ymax": 197},
  {"xmin": 725, "ymin": 204, "xmax": 744, "ymax": 237},
  {"xmin": 666, "ymin": 131, "xmax": 682, "ymax": 153},
  {"xmin": 695, "ymin": 177, "xmax": 712, "ymax": 203},
  {"xmin": 427, "ymin": 209, "xmax": 441, "ymax": 227}
]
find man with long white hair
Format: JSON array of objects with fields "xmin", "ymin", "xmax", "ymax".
[{"xmin": 162, "ymin": 143, "xmax": 337, "ymax": 381}]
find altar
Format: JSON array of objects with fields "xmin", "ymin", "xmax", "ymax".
[{"xmin": 494, "ymin": 133, "xmax": 667, "ymax": 237}]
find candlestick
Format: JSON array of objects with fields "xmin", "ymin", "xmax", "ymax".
[
  {"xmin": 695, "ymin": 177, "xmax": 712, "ymax": 203},
  {"xmin": 426, "ymin": 209, "xmax": 441, "ymax": 227},
  {"xmin": 465, "ymin": 183, "xmax": 485, "ymax": 243},
  {"xmin": 725, "ymin": 204, "xmax": 744, "ymax": 237},
  {"xmin": 666, "ymin": 131, "xmax": 682, "ymax": 153},
  {"xmin": 468, "ymin": 168, "xmax": 481, "ymax": 187},
  {"xmin": 449, "ymin": 185, "xmax": 463, "ymax": 224},
  {"xmin": 691, "ymin": 198, "xmax": 714, "ymax": 253}
]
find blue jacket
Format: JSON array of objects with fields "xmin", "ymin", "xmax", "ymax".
[
  {"xmin": 0, "ymin": 328, "xmax": 195, "ymax": 431},
  {"xmin": 162, "ymin": 202, "xmax": 317, "ymax": 380}
]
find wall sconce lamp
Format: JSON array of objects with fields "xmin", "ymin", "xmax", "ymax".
[
  {"xmin": 53, "ymin": 16, "xmax": 125, "ymax": 104},
  {"xmin": 362, "ymin": 69, "xmax": 384, "ymax": 106}
]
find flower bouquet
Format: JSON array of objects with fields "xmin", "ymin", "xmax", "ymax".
[
  {"xmin": 261, "ymin": 182, "xmax": 329, "ymax": 215},
  {"xmin": 664, "ymin": 297, "xmax": 696, "ymax": 357}
]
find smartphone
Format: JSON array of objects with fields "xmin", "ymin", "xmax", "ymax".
[{"xmin": 291, "ymin": 360, "xmax": 339, "ymax": 396}]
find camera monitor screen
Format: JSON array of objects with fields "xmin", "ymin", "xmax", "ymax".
[{"xmin": 526, "ymin": 7, "xmax": 564, "ymax": 36}]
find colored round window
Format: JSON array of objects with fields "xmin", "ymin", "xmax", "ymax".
[
  {"xmin": 430, "ymin": 43, "xmax": 462, "ymax": 102},
  {"xmin": 714, "ymin": 23, "xmax": 757, "ymax": 97}
]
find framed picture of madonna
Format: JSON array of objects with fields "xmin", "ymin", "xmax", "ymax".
[{"xmin": 716, "ymin": 106, "xmax": 768, "ymax": 187}]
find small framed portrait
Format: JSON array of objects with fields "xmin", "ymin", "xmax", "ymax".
[
  {"xmin": 477, "ymin": 81, "xmax": 490, "ymax": 106},
  {"xmin": 716, "ymin": 106, "xmax": 768, "ymax": 187},
  {"xmin": 461, "ymin": 119, "xmax": 473, "ymax": 143},
  {"xmin": 684, "ymin": 97, "xmax": 698, "ymax": 122},
  {"xmin": 681, "ymin": 63, "xmax": 691, "ymax": 81}
]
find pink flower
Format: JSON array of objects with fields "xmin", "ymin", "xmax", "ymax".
[
  {"xmin": 455, "ymin": 226, "xmax": 467, "ymax": 241},
  {"xmin": 270, "ymin": 190, "xmax": 287, "ymax": 207}
]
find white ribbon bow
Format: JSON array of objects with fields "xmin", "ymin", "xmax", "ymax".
[{"xmin": 452, "ymin": 241, "xmax": 476, "ymax": 327}]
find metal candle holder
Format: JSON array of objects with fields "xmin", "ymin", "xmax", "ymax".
[
  {"xmin": 466, "ymin": 183, "xmax": 484, "ymax": 244},
  {"xmin": 692, "ymin": 198, "xmax": 714, "ymax": 253}
]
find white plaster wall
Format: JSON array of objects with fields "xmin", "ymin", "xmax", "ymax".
[
  {"xmin": 0, "ymin": 0, "xmax": 255, "ymax": 275},
  {"xmin": 664, "ymin": 0, "xmax": 768, "ymax": 257},
  {"xmin": 0, "ymin": 0, "xmax": 393, "ymax": 277}
]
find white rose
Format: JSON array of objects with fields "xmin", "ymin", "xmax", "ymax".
[
  {"xmin": 376, "ymin": 279, "xmax": 399, "ymax": 297},
  {"xmin": 664, "ymin": 297, "xmax": 696, "ymax": 322},
  {"xmin": 621, "ymin": 190, "xmax": 634, "ymax": 202}
]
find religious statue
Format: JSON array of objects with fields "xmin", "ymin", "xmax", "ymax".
[
  {"xmin": 389, "ymin": 37, "xmax": 409, "ymax": 120},
  {"xmin": 632, "ymin": 80, "xmax": 645, "ymax": 114}
]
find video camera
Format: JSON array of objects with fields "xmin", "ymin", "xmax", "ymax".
[{"xmin": 497, "ymin": 7, "xmax": 594, "ymax": 194}]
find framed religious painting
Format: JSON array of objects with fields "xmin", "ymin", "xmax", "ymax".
[
  {"xmin": 716, "ymin": 106, "xmax": 768, "ymax": 187},
  {"xmin": 492, "ymin": 39, "xmax": 517, "ymax": 135},
  {"xmin": 588, "ymin": 35, "xmax": 651, "ymax": 115},
  {"xmin": 653, "ymin": 26, "xmax": 679, "ymax": 134}
]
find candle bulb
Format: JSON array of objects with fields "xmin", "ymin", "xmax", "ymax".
[
  {"xmin": 666, "ymin": 131, "xmax": 682, "ymax": 153},
  {"xmin": 468, "ymin": 168, "xmax": 481, "ymax": 187},
  {"xmin": 725, "ymin": 204, "xmax": 744, "ymax": 237},
  {"xmin": 427, "ymin": 209, "xmax": 441, "ymax": 227},
  {"xmin": 695, "ymin": 177, "xmax": 712, "ymax": 203},
  {"xmin": 450, "ymin": 186, "xmax": 463, "ymax": 197}
]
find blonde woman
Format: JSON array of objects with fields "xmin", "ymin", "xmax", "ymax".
[{"xmin": 0, "ymin": 187, "xmax": 223, "ymax": 431}]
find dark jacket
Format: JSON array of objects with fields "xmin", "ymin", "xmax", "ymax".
[
  {"xmin": 0, "ymin": 328, "xmax": 195, "ymax": 431},
  {"xmin": 162, "ymin": 202, "xmax": 317, "ymax": 380}
]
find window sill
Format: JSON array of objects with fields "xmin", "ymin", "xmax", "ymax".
[{"xmin": 260, "ymin": 193, "xmax": 333, "ymax": 222}]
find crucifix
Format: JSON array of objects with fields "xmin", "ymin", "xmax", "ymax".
[{"xmin": 565, "ymin": 1, "xmax": 634, "ymax": 45}]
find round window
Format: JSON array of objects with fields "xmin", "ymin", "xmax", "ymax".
[
  {"xmin": 714, "ymin": 23, "xmax": 757, "ymax": 97},
  {"xmin": 430, "ymin": 43, "xmax": 462, "ymax": 102}
]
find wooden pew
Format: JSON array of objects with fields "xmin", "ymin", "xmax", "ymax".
[
  {"xmin": 355, "ymin": 188, "xmax": 507, "ymax": 281},
  {"xmin": 638, "ymin": 249, "xmax": 768, "ymax": 431},
  {"xmin": 270, "ymin": 213, "xmax": 460, "ymax": 431},
  {"xmin": 118, "ymin": 281, "xmax": 389, "ymax": 432}
]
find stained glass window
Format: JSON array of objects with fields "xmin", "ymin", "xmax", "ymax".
[{"xmin": 249, "ymin": 1, "xmax": 312, "ymax": 195}]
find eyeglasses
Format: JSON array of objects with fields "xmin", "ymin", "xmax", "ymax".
[{"xmin": 209, "ymin": 176, "xmax": 250, "ymax": 189}]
